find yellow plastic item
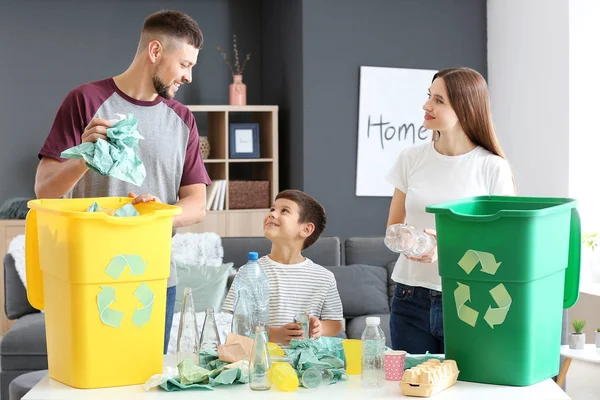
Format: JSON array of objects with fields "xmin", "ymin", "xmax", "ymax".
[
  {"xmin": 342, "ymin": 339, "xmax": 362, "ymax": 375},
  {"xmin": 268, "ymin": 362, "xmax": 299, "ymax": 392},
  {"xmin": 25, "ymin": 197, "xmax": 181, "ymax": 389},
  {"xmin": 268, "ymin": 342, "xmax": 285, "ymax": 357}
]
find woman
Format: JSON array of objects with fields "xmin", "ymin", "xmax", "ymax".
[{"xmin": 386, "ymin": 67, "xmax": 515, "ymax": 353}]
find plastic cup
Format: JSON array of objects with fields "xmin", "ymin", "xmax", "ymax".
[
  {"xmin": 385, "ymin": 350, "xmax": 407, "ymax": 381},
  {"xmin": 268, "ymin": 362, "xmax": 298, "ymax": 392},
  {"xmin": 342, "ymin": 339, "xmax": 362, "ymax": 375}
]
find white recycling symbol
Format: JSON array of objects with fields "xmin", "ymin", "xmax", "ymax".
[{"xmin": 454, "ymin": 250, "xmax": 512, "ymax": 328}]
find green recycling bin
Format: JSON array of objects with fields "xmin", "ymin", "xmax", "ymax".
[{"xmin": 426, "ymin": 196, "xmax": 580, "ymax": 386}]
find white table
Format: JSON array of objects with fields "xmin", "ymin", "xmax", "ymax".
[
  {"xmin": 23, "ymin": 369, "xmax": 570, "ymax": 399},
  {"xmin": 557, "ymin": 344, "xmax": 600, "ymax": 386}
]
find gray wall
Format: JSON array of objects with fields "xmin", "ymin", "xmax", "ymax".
[
  {"xmin": 300, "ymin": 0, "xmax": 488, "ymax": 238},
  {"xmin": 0, "ymin": 0, "xmax": 261, "ymax": 203},
  {"xmin": 261, "ymin": 0, "xmax": 303, "ymax": 190}
]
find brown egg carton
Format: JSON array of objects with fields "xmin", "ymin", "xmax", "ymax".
[{"xmin": 399, "ymin": 359, "xmax": 459, "ymax": 397}]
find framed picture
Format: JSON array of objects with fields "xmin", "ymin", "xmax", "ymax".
[{"xmin": 229, "ymin": 123, "xmax": 260, "ymax": 159}]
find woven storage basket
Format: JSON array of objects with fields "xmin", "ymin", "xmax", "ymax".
[{"xmin": 229, "ymin": 180, "xmax": 270, "ymax": 209}]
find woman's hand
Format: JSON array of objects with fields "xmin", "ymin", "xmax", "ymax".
[{"xmin": 405, "ymin": 229, "xmax": 438, "ymax": 263}]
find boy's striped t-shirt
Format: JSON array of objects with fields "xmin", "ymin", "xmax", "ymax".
[{"xmin": 222, "ymin": 255, "xmax": 343, "ymax": 327}]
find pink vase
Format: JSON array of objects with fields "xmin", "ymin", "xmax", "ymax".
[{"xmin": 229, "ymin": 75, "xmax": 247, "ymax": 106}]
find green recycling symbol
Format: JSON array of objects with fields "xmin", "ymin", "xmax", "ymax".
[
  {"xmin": 96, "ymin": 255, "xmax": 154, "ymax": 329},
  {"xmin": 453, "ymin": 250, "xmax": 512, "ymax": 329}
]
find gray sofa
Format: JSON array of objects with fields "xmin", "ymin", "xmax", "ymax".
[{"xmin": 0, "ymin": 236, "xmax": 397, "ymax": 398}]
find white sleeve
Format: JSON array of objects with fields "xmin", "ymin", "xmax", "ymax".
[
  {"xmin": 319, "ymin": 277, "xmax": 343, "ymax": 321},
  {"xmin": 489, "ymin": 157, "xmax": 515, "ymax": 195},
  {"xmin": 386, "ymin": 149, "xmax": 410, "ymax": 193}
]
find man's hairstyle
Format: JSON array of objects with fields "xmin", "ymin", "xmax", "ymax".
[
  {"xmin": 275, "ymin": 190, "xmax": 327, "ymax": 250},
  {"xmin": 139, "ymin": 10, "xmax": 204, "ymax": 52}
]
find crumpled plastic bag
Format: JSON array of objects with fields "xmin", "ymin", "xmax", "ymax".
[
  {"xmin": 148, "ymin": 350, "xmax": 249, "ymax": 392},
  {"xmin": 86, "ymin": 202, "xmax": 140, "ymax": 217},
  {"xmin": 144, "ymin": 365, "xmax": 178, "ymax": 391},
  {"xmin": 61, "ymin": 113, "xmax": 146, "ymax": 186},
  {"xmin": 285, "ymin": 337, "xmax": 348, "ymax": 387}
]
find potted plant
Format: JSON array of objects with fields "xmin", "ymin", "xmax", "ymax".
[
  {"xmin": 569, "ymin": 319, "xmax": 586, "ymax": 349},
  {"xmin": 596, "ymin": 328, "xmax": 600, "ymax": 348}
]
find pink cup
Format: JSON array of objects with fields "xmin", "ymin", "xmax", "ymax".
[{"xmin": 385, "ymin": 350, "xmax": 407, "ymax": 381}]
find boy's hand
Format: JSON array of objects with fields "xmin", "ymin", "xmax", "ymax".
[
  {"xmin": 309, "ymin": 316, "xmax": 322, "ymax": 339},
  {"xmin": 274, "ymin": 323, "xmax": 304, "ymax": 346}
]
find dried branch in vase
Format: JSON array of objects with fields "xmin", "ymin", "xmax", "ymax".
[{"xmin": 216, "ymin": 34, "xmax": 251, "ymax": 76}]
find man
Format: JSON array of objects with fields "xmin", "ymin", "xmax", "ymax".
[{"xmin": 35, "ymin": 10, "xmax": 210, "ymax": 353}]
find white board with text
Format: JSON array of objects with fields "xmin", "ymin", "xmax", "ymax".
[{"xmin": 356, "ymin": 66, "xmax": 438, "ymax": 197}]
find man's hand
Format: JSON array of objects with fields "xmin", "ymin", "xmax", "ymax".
[
  {"xmin": 405, "ymin": 229, "xmax": 438, "ymax": 263},
  {"xmin": 271, "ymin": 323, "xmax": 304, "ymax": 346},
  {"xmin": 81, "ymin": 118, "xmax": 113, "ymax": 144},
  {"xmin": 309, "ymin": 316, "xmax": 322, "ymax": 339},
  {"xmin": 128, "ymin": 192, "xmax": 162, "ymax": 204}
]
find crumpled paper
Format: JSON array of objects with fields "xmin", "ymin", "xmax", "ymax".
[
  {"xmin": 150, "ymin": 350, "xmax": 249, "ymax": 392},
  {"xmin": 285, "ymin": 337, "xmax": 348, "ymax": 387},
  {"xmin": 86, "ymin": 202, "xmax": 140, "ymax": 217},
  {"xmin": 217, "ymin": 333, "xmax": 254, "ymax": 363},
  {"xmin": 61, "ymin": 113, "xmax": 146, "ymax": 186}
]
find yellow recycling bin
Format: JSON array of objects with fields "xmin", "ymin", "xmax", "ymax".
[{"xmin": 25, "ymin": 197, "xmax": 181, "ymax": 389}]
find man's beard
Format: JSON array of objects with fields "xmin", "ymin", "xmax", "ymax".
[{"xmin": 152, "ymin": 72, "xmax": 172, "ymax": 100}]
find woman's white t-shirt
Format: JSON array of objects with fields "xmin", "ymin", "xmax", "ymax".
[{"xmin": 386, "ymin": 141, "xmax": 515, "ymax": 291}]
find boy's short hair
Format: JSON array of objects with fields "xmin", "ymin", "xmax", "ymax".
[
  {"xmin": 276, "ymin": 189, "xmax": 327, "ymax": 250},
  {"xmin": 139, "ymin": 10, "xmax": 204, "ymax": 51}
]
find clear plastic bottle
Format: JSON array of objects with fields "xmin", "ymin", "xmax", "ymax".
[
  {"xmin": 231, "ymin": 288, "xmax": 253, "ymax": 337},
  {"xmin": 384, "ymin": 223, "xmax": 436, "ymax": 257},
  {"xmin": 361, "ymin": 317, "xmax": 386, "ymax": 388},
  {"xmin": 199, "ymin": 307, "xmax": 221, "ymax": 352},
  {"xmin": 233, "ymin": 252, "xmax": 270, "ymax": 336},
  {"xmin": 249, "ymin": 326, "xmax": 272, "ymax": 391}
]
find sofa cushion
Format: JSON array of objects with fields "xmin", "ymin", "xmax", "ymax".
[
  {"xmin": 346, "ymin": 313, "xmax": 391, "ymax": 348},
  {"xmin": 324, "ymin": 264, "xmax": 389, "ymax": 318},
  {"xmin": 175, "ymin": 263, "xmax": 233, "ymax": 313},
  {"xmin": 0, "ymin": 313, "xmax": 47, "ymax": 371},
  {"xmin": 3, "ymin": 254, "xmax": 39, "ymax": 320},
  {"xmin": 345, "ymin": 237, "xmax": 397, "ymax": 267},
  {"xmin": 222, "ymin": 236, "xmax": 342, "ymax": 271}
]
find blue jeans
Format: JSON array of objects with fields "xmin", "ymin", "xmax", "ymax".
[
  {"xmin": 164, "ymin": 285, "xmax": 176, "ymax": 354},
  {"xmin": 390, "ymin": 283, "xmax": 444, "ymax": 354}
]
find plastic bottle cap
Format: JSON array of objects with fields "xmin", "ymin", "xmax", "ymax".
[
  {"xmin": 366, "ymin": 317, "xmax": 380, "ymax": 325},
  {"xmin": 248, "ymin": 252, "xmax": 259, "ymax": 261}
]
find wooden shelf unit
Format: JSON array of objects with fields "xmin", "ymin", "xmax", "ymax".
[{"xmin": 184, "ymin": 105, "xmax": 279, "ymax": 237}]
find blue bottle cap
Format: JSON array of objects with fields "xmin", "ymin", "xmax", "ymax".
[{"xmin": 248, "ymin": 252, "xmax": 259, "ymax": 261}]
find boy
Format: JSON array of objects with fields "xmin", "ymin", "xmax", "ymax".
[{"xmin": 222, "ymin": 190, "xmax": 343, "ymax": 345}]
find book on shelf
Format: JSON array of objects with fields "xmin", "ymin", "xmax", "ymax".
[
  {"xmin": 216, "ymin": 180, "xmax": 226, "ymax": 211},
  {"xmin": 206, "ymin": 180, "xmax": 226, "ymax": 211},
  {"xmin": 206, "ymin": 180, "xmax": 219, "ymax": 210}
]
